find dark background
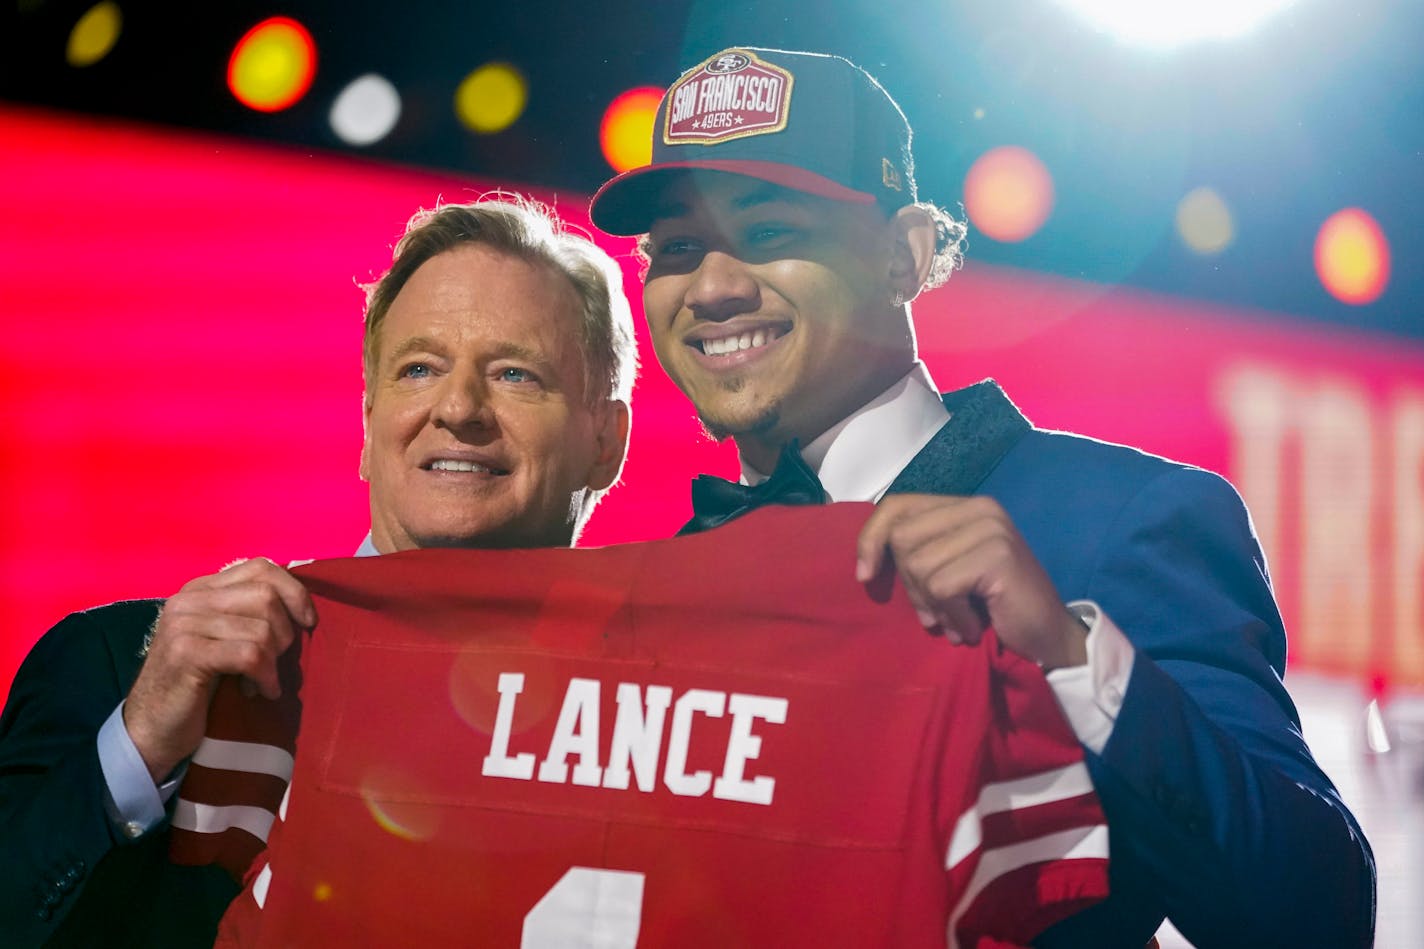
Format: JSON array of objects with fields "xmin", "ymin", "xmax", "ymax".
[{"xmin": 5, "ymin": 0, "xmax": 1420, "ymax": 336}]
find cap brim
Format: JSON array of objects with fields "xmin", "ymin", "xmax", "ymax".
[{"xmin": 589, "ymin": 159, "xmax": 876, "ymax": 236}]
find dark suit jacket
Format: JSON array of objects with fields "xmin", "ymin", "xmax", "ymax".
[
  {"xmin": 884, "ymin": 381, "xmax": 1375, "ymax": 947},
  {"xmin": 0, "ymin": 599, "xmax": 239, "ymax": 947}
]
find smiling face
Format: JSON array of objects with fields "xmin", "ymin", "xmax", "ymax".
[
  {"xmin": 641, "ymin": 172, "xmax": 917, "ymax": 470},
  {"xmin": 361, "ymin": 243, "xmax": 628, "ymax": 552}
]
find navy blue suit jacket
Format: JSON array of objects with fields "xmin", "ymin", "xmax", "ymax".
[
  {"xmin": 0, "ymin": 599, "xmax": 238, "ymax": 947},
  {"xmin": 884, "ymin": 381, "xmax": 1375, "ymax": 947}
]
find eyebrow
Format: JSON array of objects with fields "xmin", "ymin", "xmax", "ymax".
[
  {"xmin": 384, "ymin": 337, "xmax": 554, "ymax": 370},
  {"xmin": 486, "ymin": 341, "xmax": 554, "ymax": 368},
  {"xmin": 650, "ymin": 196, "xmax": 688, "ymax": 221},
  {"xmin": 651, "ymin": 183, "xmax": 807, "ymax": 224},
  {"xmin": 385, "ymin": 335, "xmax": 444, "ymax": 363},
  {"xmin": 733, "ymin": 184, "xmax": 806, "ymax": 212}
]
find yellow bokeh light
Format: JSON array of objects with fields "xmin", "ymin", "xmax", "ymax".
[
  {"xmin": 227, "ymin": 17, "xmax": 317, "ymax": 113},
  {"xmin": 313, "ymin": 882, "xmax": 333, "ymax": 902},
  {"xmin": 963, "ymin": 146, "xmax": 1055, "ymax": 243},
  {"xmin": 66, "ymin": 2, "xmax": 122, "ymax": 68},
  {"xmin": 600, "ymin": 86, "xmax": 664, "ymax": 173},
  {"xmin": 455, "ymin": 63, "xmax": 527, "ymax": 134},
  {"xmin": 1315, "ymin": 208, "xmax": 1390, "ymax": 305},
  {"xmin": 1176, "ymin": 186, "xmax": 1234, "ymax": 255}
]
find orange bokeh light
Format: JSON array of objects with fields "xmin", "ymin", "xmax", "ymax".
[
  {"xmin": 227, "ymin": 17, "xmax": 317, "ymax": 113},
  {"xmin": 600, "ymin": 86, "xmax": 664, "ymax": 173},
  {"xmin": 963, "ymin": 146, "xmax": 1055, "ymax": 243},
  {"xmin": 1315, "ymin": 208, "xmax": 1390, "ymax": 305}
]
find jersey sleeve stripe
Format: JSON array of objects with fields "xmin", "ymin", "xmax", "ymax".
[
  {"xmin": 945, "ymin": 761, "xmax": 1096, "ymax": 869},
  {"xmin": 946, "ymin": 824, "xmax": 1110, "ymax": 948},
  {"xmin": 172, "ymin": 799, "xmax": 278, "ymax": 842},
  {"xmin": 191, "ymin": 738, "xmax": 296, "ymax": 780}
]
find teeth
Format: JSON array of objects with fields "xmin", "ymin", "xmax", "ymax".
[
  {"xmin": 702, "ymin": 328, "xmax": 780, "ymax": 356},
  {"xmin": 430, "ymin": 460, "xmax": 492, "ymax": 473}
]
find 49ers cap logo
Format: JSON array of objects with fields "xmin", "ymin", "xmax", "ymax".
[{"xmin": 663, "ymin": 48, "xmax": 794, "ymax": 145}]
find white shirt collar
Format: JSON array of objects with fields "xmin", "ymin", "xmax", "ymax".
[
  {"xmin": 741, "ymin": 362, "xmax": 950, "ymax": 502},
  {"xmin": 355, "ymin": 533, "xmax": 380, "ymax": 557}
]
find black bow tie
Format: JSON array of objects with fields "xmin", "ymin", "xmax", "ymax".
[{"xmin": 680, "ymin": 441, "xmax": 826, "ymax": 536}]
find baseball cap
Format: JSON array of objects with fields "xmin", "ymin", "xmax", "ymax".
[{"xmin": 589, "ymin": 47, "xmax": 918, "ymax": 236}]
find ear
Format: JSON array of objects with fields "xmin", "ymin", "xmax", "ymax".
[
  {"xmin": 586, "ymin": 398, "xmax": 632, "ymax": 492},
  {"xmin": 358, "ymin": 390, "xmax": 373, "ymax": 482},
  {"xmin": 888, "ymin": 205, "xmax": 937, "ymax": 303}
]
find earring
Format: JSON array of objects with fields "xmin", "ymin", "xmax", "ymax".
[{"xmin": 892, "ymin": 290, "xmax": 905, "ymax": 307}]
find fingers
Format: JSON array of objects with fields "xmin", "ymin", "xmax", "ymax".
[
  {"xmin": 126, "ymin": 558, "xmax": 314, "ymax": 779},
  {"xmin": 182, "ymin": 557, "xmax": 318, "ymax": 630},
  {"xmin": 153, "ymin": 609, "xmax": 291, "ymax": 699},
  {"xmin": 857, "ymin": 494, "xmax": 1083, "ymax": 666},
  {"xmin": 899, "ymin": 531, "xmax": 1002, "ymax": 642},
  {"xmin": 858, "ymin": 495, "xmax": 1005, "ymax": 635},
  {"xmin": 856, "ymin": 495, "xmax": 950, "ymax": 582}
]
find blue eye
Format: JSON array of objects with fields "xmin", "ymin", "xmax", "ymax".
[
  {"xmin": 401, "ymin": 363, "xmax": 431, "ymax": 379},
  {"xmin": 499, "ymin": 367, "xmax": 536, "ymax": 384}
]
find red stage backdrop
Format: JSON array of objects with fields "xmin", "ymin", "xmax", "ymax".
[{"xmin": 3, "ymin": 105, "xmax": 1422, "ymax": 698}]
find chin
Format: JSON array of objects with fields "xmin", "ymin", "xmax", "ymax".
[
  {"xmin": 701, "ymin": 404, "xmax": 782, "ymax": 443},
  {"xmin": 422, "ymin": 519, "xmax": 578, "ymax": 551},
  {"xmin": 408, "ymin": 516, "xmax": 506, "ymax": 550}
]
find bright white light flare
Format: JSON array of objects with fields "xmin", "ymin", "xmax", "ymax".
[{"xmin": 1053, "ymin": 0, "xmax": 1298, "ymax": 48}]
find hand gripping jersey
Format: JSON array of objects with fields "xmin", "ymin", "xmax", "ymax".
[{"xmin": 172, "ymin": 504, "xmax": 1108, "ymax": 947}]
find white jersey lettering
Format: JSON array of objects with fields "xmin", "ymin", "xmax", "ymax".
[{"xmin": 484, "ymin": 674, "xmax": 785, "ymax": 807}]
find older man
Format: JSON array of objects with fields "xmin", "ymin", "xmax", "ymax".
[
  {"xmin": 590, "ymin": 46, "xmax": 1374, "ymax": 947},
  {"xmin": 0, "ymin": 196, "xmax": 636, "ymax": 947}
]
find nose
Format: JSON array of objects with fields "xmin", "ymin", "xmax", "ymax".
[
  {"xmin": 432, "ymin": 368, "xmax": 494, "ymax": 433},
  {"xmin": 683, "ymin": 250, "xmax": 760, "ymax": 322}
]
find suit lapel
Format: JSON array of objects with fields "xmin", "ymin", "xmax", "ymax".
[{"xmin": 885, "ymin": 379, "xmax": 1031, "ymax": 497}]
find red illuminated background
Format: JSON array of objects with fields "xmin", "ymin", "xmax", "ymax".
[{"xmin": 4, "ymin": 103, "xmax": 1422, "ymax": 700}]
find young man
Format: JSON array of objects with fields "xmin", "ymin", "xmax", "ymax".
[
  {"xmin": 591, "ymin": 46, "xmax": 1374, "ymax": 946},
  {"xmin": 0, "ymin": 196, "xmax": 636, "ymax": 947}
]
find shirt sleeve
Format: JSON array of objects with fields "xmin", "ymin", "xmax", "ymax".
[
  {"xmin": 1043, "ymin": 601, "xmax": 1135, "ymax": 755},
  {"xmin": 96, "ymin": 700, "xmax": 183, "ymax": 840}
]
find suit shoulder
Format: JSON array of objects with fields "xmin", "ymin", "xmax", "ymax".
[
  {"xmin": 45, "ymin": 599, "xmax": 165, "ymax": 650},
  {"xmin": 71, "ymin": 598, "xmax": 165, "ymax": 629},
  {"xmin": 988, "ymin": 427, "xmax": 1249, "ymax": 541},
  {"xmin": 1016, "ymin": 427, "xmax": 1229, "ymax": 489},
  {"xmin": 10, "ymin": 599, "xmax": 163, "ymax": 693}
]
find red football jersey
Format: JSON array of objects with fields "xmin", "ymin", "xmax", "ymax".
[{"xmin": 178, "ymin": 504, "xmax": 1108, "ymax": 947}]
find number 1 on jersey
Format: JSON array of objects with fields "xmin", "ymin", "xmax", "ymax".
[{"xmin": 522, "ymin": 867, "xmax": 645, "ymax": 948}]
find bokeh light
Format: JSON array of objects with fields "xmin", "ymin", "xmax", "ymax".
[
  {"xmin": 963, "ymin": 146, "xmax": 1055, "ymax": 243},
  {"xmin": 454, "ymin": 63, "xmax": 527, "ymax": 134},
  {"xmin": 329, "ymin": 73, "xmax": 401, "ymax": 146},
  {"xmin": 359, "ymin": 769, "xmax": 440, "ymax": 842},
  {"xmin": 227, "ymin": 17, "xmax": 317, "ymax": 113},
  {"xmin": 1051, "ymin": 0, "xmax": 1298, "ymax": 48},
  {"xmin": 600, "ymin": 86, "xmax": 664, "ymax": 173},
  {"xmin": 66, "ymin": 1, "xmax": 122, "ymax": 68},
  {"xmin": 1315, "ymin": 208, "xmax": 1390, "ymax": 305},
  {"xmin": 1176, "ymin": 186, "xmax": 1234, "ymax": 255}
]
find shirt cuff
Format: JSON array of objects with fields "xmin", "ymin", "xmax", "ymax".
[
  {"xmin": 97, "ymin": 701, "xmax": 181, "ymax": 840},
  {"xmin": 1044, "ymin": 601, "xmax": 1135, "ymax": 755}
]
